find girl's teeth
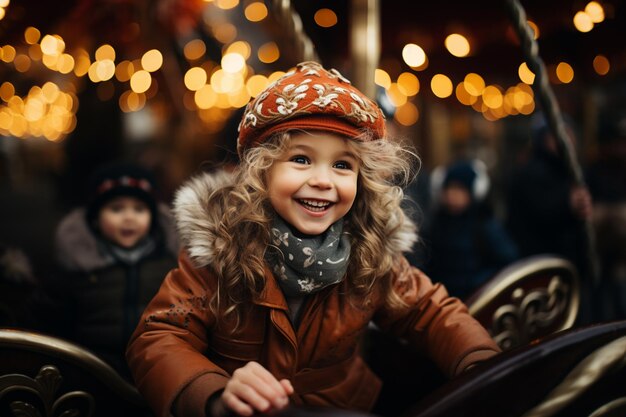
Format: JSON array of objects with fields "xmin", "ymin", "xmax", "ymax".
[{"xmin": 300, "ymin": 199, "xmax": 330, "ymax": 210}]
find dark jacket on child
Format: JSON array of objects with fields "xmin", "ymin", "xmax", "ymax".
[{"xmin": 48, "ymin": 205, "xmax": 179, "ymax": 379}]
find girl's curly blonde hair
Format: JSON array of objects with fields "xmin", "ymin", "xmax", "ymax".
[{"xmin": 206, "ymin": 131, "xmax": 420, "ymax": 328}]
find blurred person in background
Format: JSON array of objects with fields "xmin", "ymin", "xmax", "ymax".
[
  {"xmin": 39, "ymin": 161, "xmax": 179, "ymax": 379},
  {"xmin": 505, "ymin": 114, "xmax": 593, "ymax": 322},
  {"xmin": 422, "ymin": 159, "xmax": 518, "ymax": 300}
]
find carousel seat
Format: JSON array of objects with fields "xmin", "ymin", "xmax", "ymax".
[
  {"xmin": 0, "ymin": 328, "xmax": 151, "ymax": 417},
  {"xmin": 465, "ymin": 254, "xmax": 580, "ymax": 351},
  {"xmin": 405, "ymin": 320, "xmax": 626, "ymax": 417}
]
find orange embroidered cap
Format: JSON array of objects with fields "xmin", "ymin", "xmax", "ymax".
[{"xmin": 237, "ymin": 61, "xmax": 386, "ymax": 155}]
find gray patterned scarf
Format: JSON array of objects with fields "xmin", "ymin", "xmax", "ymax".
[{"xmin": 266, "ymin": 216, "xmax": 351, "ymax": 297}]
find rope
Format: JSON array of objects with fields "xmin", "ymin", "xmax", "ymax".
[
  {"xmin": 503, "ymin": 0, "xmax": 600, "ymax": 285},
  {"xmin": 269, "ymin": 0, "xmax": 320, "ymax": 63}
]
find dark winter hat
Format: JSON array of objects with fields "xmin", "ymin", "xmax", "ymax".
[
  {"xmin": 86, "ymin": 162, "xmax": 158, "ymax": 226},
  {"xmin": 442, "ymin": 159, "xmax": 490, "ymax": 201},
  {"xmin": 237, "ymin": 61, "xmax": 386, "ymax": 156}
]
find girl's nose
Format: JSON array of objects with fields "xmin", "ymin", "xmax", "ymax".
[{"xmin": 308, "ymin": 167, "xmax": 332, "ymax": 189}]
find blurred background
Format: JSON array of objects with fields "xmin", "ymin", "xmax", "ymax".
[{"xmin": 0, "ymin": 0, "xmax": 624, "ymax": 313}]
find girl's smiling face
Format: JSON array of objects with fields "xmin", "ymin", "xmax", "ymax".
[
  {"xmin": 97, "ymin": 196, "xmax": 152, "ymax": 248},
  {"xmin": 267, "ymin": 132, "xmax": 360, "ymax": 236}
]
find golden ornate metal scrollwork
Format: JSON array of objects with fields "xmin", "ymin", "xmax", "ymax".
[
  {"xmin": 467, "ymin": 255, "xmax": 580, "ymax": 351},
  {"xmin": 491, "ymin": 275, "xmax": 571, "ymax": 350},
  {"xmin": 0, "ymin": 365, "xmax": 95, "ymax": 417}
]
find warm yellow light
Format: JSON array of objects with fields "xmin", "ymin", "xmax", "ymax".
[
  {"xmin": 40, "ymin": 35, "xmax": 65, "ymax": 56},
  {"xmin": 0, "ymin": 0, "xmax": 8, "ymax": 9},
  {"xmin": 430, "ymin": 74, "xmax": 453, "ymax": 98},
  {"xmin": 95, "ymin": 44, "xmax": 116, "ymax": 61},
  {"xmin": 386, "ymin": 84, "xmax": 407, "ymax": 107},
  {"xmin": 215, "ymin": 0, "xmax": 239, "ymax": 10},
  {"xmin": 74, "ymin": 51, "xmax": 91, "ymax": 77},
  {"xmin": 195, "ymin": 84, "xmax": 217, "ymax": 109},
  {"xmin": 115, "ymin": 60, "xmax": 134, "ymax": 82},
  {"xmin": 42, "ymin": 82, "xmax": 60, "ymax": 103},
  {"xmin": 24, "ymin": 27, "xmax": 41, "ymax": 44},
  {"xmin": 314, "ymin": 8, "xmax": 338, "ymax": 28},
  {"xmin": 28, "ymin": 44, "xmax": 42, "ymax": 61},
  {"xmin": 445, "ymin": 33, "xmax": 470, "ymax": 57},
  {"xmin": 13, "ymin": 54, "xmax": 31, "ymax": 73},
  {"xmin": 258, "ymin": 42, "xmax": 279, "ymax": 64},
  {"xmin": 244, "ymin": 2, "xmax": 268, "ymax": 22},
  {"xmin": 184, "ymin": 39, "xmax": 206, "ymax": 61},
  {"xmin": 518, "ymin": 62, "xmax": 535, "ymax": 84},
  {"xmin": 226, "ymin": 41, "xmax": 251, "ymax": 60},
  {"xmin": 24, "ymin": 97, "xmax": 45, "ymax": 122},
  {"xmin": 211, "ymin": 70, "xmax": 243, "ymax": 93},
  {"xmin": 463, "ymin": 73, "xmax": 485, "ymax": 96},
  {"xmin": 246, "ymin": 74, "xmax": 269, "ymax": 98},
  {"xmin": 402, "ymin": 44, "xmax": 426, "ymax": 68},
  {"xmin": 222, "ymin": 53, "xmax": 245, "ymax": 73},
  {"xmin": 573, "ymin": 11, "xmax": 594, "ymax": 32},
  {"xmin": 0, "ymin": 8, "xmax": 5, "ymax": 20},
  {"xmin": 512, "ymin": 87, "xmax": 532, "ymax": 110},
  {"xmin": 228, "ymin": 89, "xmax": 251, "ymax": 108},
  {"xmin": 214, "ymin": 93, "xmax": 231, "ymax": 109},
  {"xmin": 593, "ymin": 54, "xmax": 610, "ymax": 75},
  {"xmin": 585, "ymin": 1, "xmax": 604, "ymax": 23},
  {"xmin": 482, "ymin": 85, "xmax": 503, "ymax": 109},
  {"xmin": 142, "ymin": 49, "xmax": 163, "ymax": 72},
  {"xmin": 556, "ymin": 62, "xmax": 574, "ymax": 83},
  {"xmin": 185, "ymin": 67, "xmax": 208, "ymax": 91},
  {"xmin": 374, "ymin": 69, "xmax": 391, "ymax": 89},
  {"xmin": 96, "ymin": 59, "xmax": 115, "ymax": 81},
  {"xmin": 1, "ymin": 45, "xmax": 15, "ymax": 62},
  {"xmin": 0, "ymin": 82, "xmax": 15, "ymax": 102},
  {"xmin": 10, "ymin": 114, "xmax": 27, "ymax": 137},
  {"xmin": 268, "ymin": 71, "xmax": 286, "ymax": 84},
  {"xmin": 88, "ymin": 62, "xmax": 100, "ymax": 82},
  {"xmin": 527, "ymin": 20, "xmax": 540, "ymax": 39},
  {"xmin": 52, "ymin": 53, "xmax": 71, "ymax": 74},
  {"xmin": 394, "ymin": 102, "xmax": 419, "ymax": 126},
  {"xmin": 455, "ymin": 82, "xmax": 477, "ymax": 106},
  {"xmin": 397, "ymin": 72, "xmax": 419, "ymax": 96},
  {"xmin": 43, "ymin": 53, "xmax": 61, "ymax": 70},
  {"xmin": 213, "ymin": 23, "xmax": 237, "ymax": 44},
  {"xmin": 130, "ymin": 70, "xmax": 152, "ymax": 93},
  {"xmin": 503, "ymin": 89, "xmax": 517, "ymax": 116},
  {"xmin": 7, "ymin": 96, "xmax": 24, "ymax": 113},
  {"xmin": 126, "ymin": 91, "xmax": 146, "ymax": 112}
]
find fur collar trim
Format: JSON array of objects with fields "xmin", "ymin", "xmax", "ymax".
[
  {"xmin": 55, "ymin": 205, "xmax": 180, "ymax": 272},
  {"xmin": 173, "ymin": 170, "xmax": 418, "ymax": 269}
]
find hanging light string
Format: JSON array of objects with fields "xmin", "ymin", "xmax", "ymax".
[
  {"xmin": 270, "ymin": 0, "xmax": 320, "ymax": 63},
  {"xmin": 504, "ymin": 0, "xmax": 599, "ymax": 285}
]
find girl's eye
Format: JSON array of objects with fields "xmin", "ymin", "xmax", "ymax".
[
  {"xmin": 291, "ymin": 155, "xmax": 310, "ymax": 164},
  {"xmin": 334, "ymin": 161, "xmax": 352, "ymax": 170}
]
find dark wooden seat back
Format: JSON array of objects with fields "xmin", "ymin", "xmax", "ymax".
[
  {"xmin": 405, "ymin": 320, "xmax": 626, "ymax": 417},
  {"xmin": 0, "ymin": 328, "xmax": 152, "ymax": 417},
  {"xmin": 465, "ymin": 254, "xmax": 580, "ymax": 350}
]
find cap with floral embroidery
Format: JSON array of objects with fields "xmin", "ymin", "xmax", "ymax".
[{"xmin": 237, "ymin": 61, "xmax": 386, "ymax": 155}]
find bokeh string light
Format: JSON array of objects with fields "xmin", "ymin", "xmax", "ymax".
[{"xmin": 0, "ymin": 0, "xmax": 617, "ymax": 140}]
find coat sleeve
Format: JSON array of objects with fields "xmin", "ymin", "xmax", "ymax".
[
  {"xmin": 126, "ymin": 252, "xmax": 229, "ymax": 417},
  {"xmin": 372, "ymin": 256, "xmax": 501, "ymax": 378}
]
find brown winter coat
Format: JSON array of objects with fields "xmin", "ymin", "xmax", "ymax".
[{"xmin": 126, "ymin": 172, "xmax": 500, "ymax": 417}]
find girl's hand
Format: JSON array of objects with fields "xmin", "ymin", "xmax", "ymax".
[{"xmin": 220, "ymin": 361, "xmax": 294, "ymax": 416}]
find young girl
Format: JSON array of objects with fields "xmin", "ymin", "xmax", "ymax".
[{"xmin": 126, "ymin": 61, "xmax": 500, "ymax": 417}]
